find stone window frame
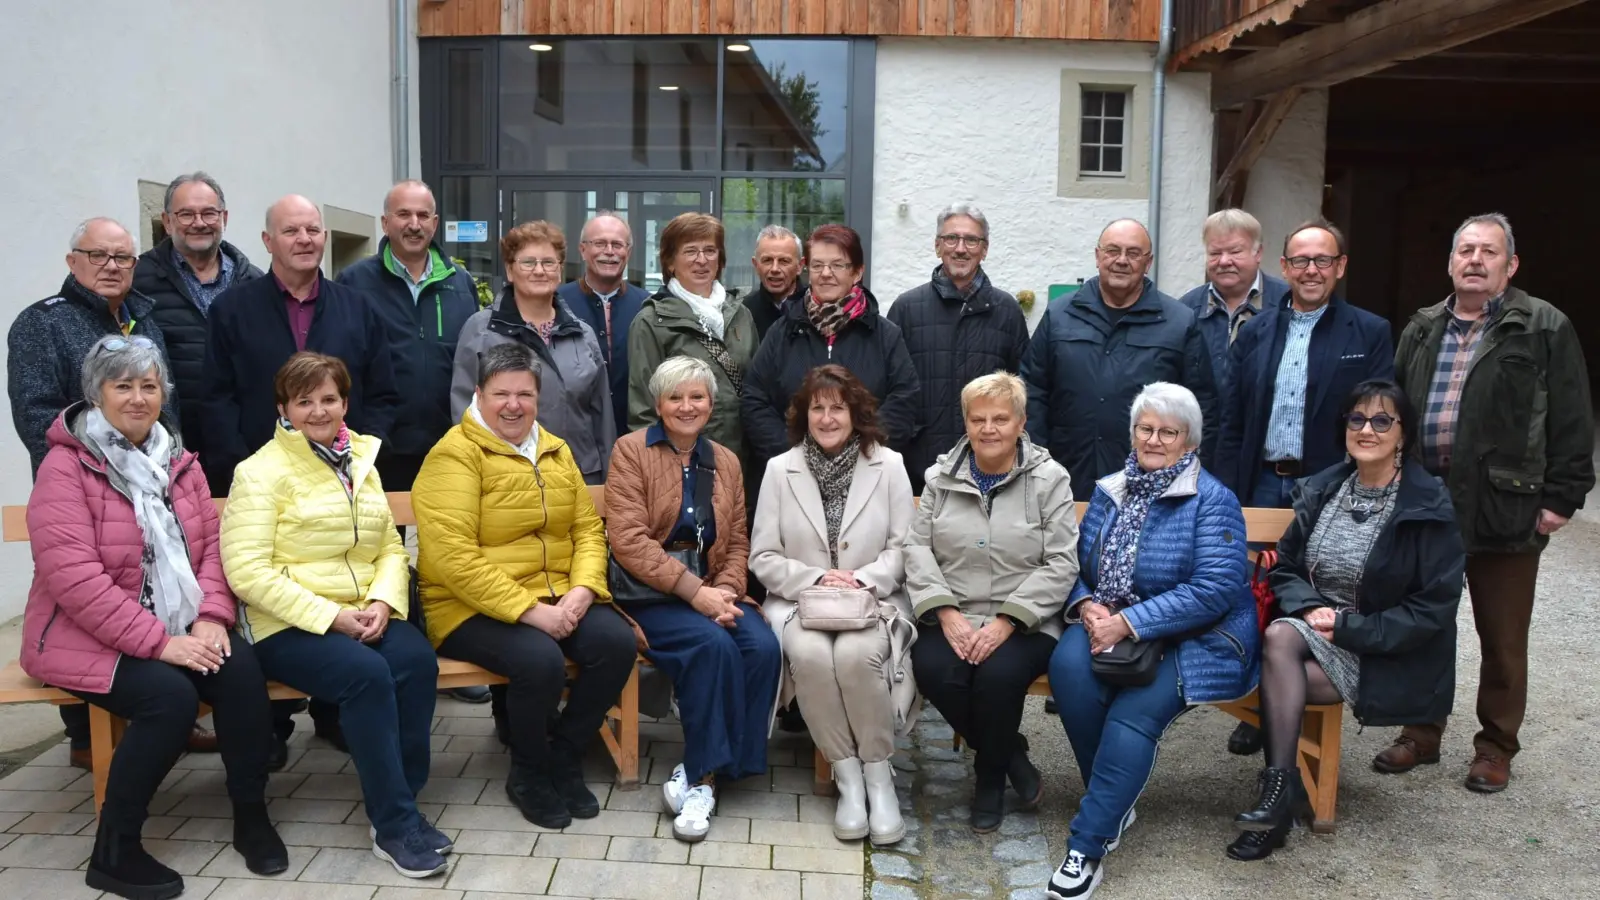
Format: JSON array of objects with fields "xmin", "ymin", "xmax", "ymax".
[{"xmin": 1058, "ymin": 69, "xmax": 1153, "ymax": 201}]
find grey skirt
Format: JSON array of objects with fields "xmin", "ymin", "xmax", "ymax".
[{"xmin": 1283, "ymin": 617, "xmax": 1360, "ymax": 705}]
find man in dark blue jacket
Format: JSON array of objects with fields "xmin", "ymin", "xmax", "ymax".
[
  {"xmin": 1022, "ymin": 219, "xmax": 1218, "ymax": 500},
  {"xmin": 1177, "ymin": 208, "xmax": 1290, "ymax": 409},
  {"xmin": 557, "ymin": 212, "xmax": 649, "ymax": 439},
  {"xmin": 1217, "ymin": 219, "xmax": 1394, "ymax": 507},
  {"xmin": 336, "ymin": 180, "xmax": 480, "ymax": 491}
]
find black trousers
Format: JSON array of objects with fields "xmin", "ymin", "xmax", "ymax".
[
  {"xmin": 437, "ymin": 605, "xmax": 636, "ymax": 772},
  {"xmin": 65, "ymin": 640, "xmax": 273, "ymax": 834},
  {"xmin": 910, "ymin": 621, "xmax": 1057, "ymax": 773}
]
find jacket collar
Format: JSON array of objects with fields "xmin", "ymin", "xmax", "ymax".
[
  {"xmin": 782, "ymin": 442, "xmax": 884, "ymax": 545},
  {"xmin": 1299, "ymin": 458, "xmax": 1455, "ymax": 524},
  {"xmin": 779, "ymin": 285, "xmax": 881, "ymax": 333},
  {"xmin": 271, "ymin": 421, "xmax": 379, "ymax": 492},
  {"xmin": 931, "ymin": 265, "xmax": 991, "ymax": 305},
  {"xmin": 142, "ymin": 237, "xmax": 255, "ymax": 281},
  {"xmin": 647, "ymin": 285, "xmax": 738, "ymax": 331},
  {"xmin": 644, "ymin": 422, "xmax": 716, "ymax": 471},
  {"xmin": 489, "ymin": 286, "xmax": 584, "ymax": 337},
  {"xmin": 1094, "ymin": 455, "xmax": 1202, "ymax": 508},
  {"xmin": 59, "ymin": 276, "xmax": 154, "ymax": 323},
  {"xmin": 49, "ymin": 400, "xmax": 187, "ymax": 474},
  {"xmin": 459, "ymin": 408, "xmax": 564, "ymax": 463},
  {"xmin": 932, "ymin": 433, "xmax": 1048, "ymax": 491},
  {"xmin": 1069, "ymin": 277, "xmax": 1163, "ymax": 325}
]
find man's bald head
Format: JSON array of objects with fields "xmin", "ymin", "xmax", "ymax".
[
  {"xmin": 1098, "ymin": 218, "xmax": 1151, "ymax": 249},
  {"xmin": 1094, "ymin": 218, "xmax": 1154, "ymax": 304},
  {"xmin": 579, "ymin": 212, "xmax": 634, "ymax": 289},
  {"xmin": 264, "ymin": 194, "xmax": 321, "ymax": 232},
  {"xmin": 262, "ymin": 195, "xmax": 326, "ymax": 278}
]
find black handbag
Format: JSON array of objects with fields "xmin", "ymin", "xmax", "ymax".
[{"xmin": 1090, "ymin": 638, "xmax": 1166, "ymax": 687}]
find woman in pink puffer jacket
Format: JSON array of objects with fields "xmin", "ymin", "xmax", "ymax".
[{"xmin": 22, "ymin": 336, "xmax": 286, "ymax": 900}]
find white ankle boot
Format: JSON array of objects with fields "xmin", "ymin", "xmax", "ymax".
[
  {"xmin": 862, "ymin": 759, "xmax": 904, "ymax": 845},
  {"xmin": 831, "ymin": 758, "xmax": 869, "ymax": 841}
]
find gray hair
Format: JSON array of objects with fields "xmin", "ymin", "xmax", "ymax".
[
  {"xmin": 647, "ymin": 356, "xmax": 718, "ymax": 405},
  {"xmin": 1128, "ymin": 382, "xmax": 1203, "ymax": 450},
  {"xmin": 1201, "ymin": 208, "xmax": 1262, "ymax": 250},
  {"xmin": 164, "ymin": 172, "xmax": 226, "ymax": 212},
  {"xmin": 81, "ymin": 335, "xmax": 171, "ymax": 406},
  {"xmin": 581, "ymin": 210, "xmax": 632, "ymax": 243},
  {"xmin": 755, "ymin": 224, "xmax": 802, "ymax": 258},
  {"xmin": 475, "ymin": 342, "xmax": 542, "ymax": 392},
  {"xmin": 1450, "ymin": 212, "xmax": 1515, "ymax": 260},
  {"xmin": 936, "ymin": 203, "xmax": 989, "ymax": 240},
  {"xmin": 69, "ymin": 217, "xmax": 136, "ymax": 253}
]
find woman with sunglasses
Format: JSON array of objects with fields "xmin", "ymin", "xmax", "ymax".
[{"xmin": 1230, "ymin": 379, "xmax": 1464, "ymax": 861}]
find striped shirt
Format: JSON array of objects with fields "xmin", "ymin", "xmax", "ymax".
[
  {"xmin": 1421, "ymin": 295, "xmax": 1502, "ymax": 470},
  {"xmin": 1263, "ymin": 303, "xmax": 1329, "ymax": 461}
]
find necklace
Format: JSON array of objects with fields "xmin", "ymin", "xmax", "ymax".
[{"xmin": 1343, "ymin": 469, "xmax": 1401, "ymax": 523}]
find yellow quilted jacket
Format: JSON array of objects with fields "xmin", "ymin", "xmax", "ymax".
[
  {"xmin": 413, "ymin": 414, "xmax": 612, "ymax": 647},
  {"xmin": 220, "ymin": 426, "xmax": 410, "ymax": 643}
]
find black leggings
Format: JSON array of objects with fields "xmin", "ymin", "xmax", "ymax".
[
  {"xmin": 1258, "ymin": 620, "xmax": 1342, "ymax": 770},
  {"xmin": 910, "ymin": 622, "xmax": 1056, "ymax": 774},
  {"xmin": 65, "ymin": 640, "xmax": 274, "ymax": 834}
]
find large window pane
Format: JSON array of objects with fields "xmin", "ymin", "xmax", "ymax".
[
  {"xmin": 439, "ymin": 175, "xmax": 496, "ymax": 291},
  {"xmin": 443, "ymin": 48, "xmax": 488, "ymax": 167},
  {"xmin": 500, "ymin": 40, "xmax": 719, "ymax": 171},
  {"xmin": 722, "ymin": 40, "xmax": 849, "ymax": 173},
  {"xmin": 720, "ymin": 178, "xmax": 846, "ymax": 292}
]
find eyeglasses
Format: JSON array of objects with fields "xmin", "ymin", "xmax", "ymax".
[
  {"xmin": 71, "ymin": 248, "xmax": 137, "ymax": 269},
  {"xmin": 678, "ymin": 247, "xmax": 720, "ymax": 261},
  {"xmin": 807, "ymin": 261, "xmax": 853, "ymax": 275},
  {"xmin": 172, "ymin": 208, "xmax": 223, "ymax": 226},
  {"xmin": 938, "ymin": 234, "xmax": 986, "ymax": 250},
  {"xmin": 1098, "ymin": 246, "xmax": 1149, "ymax": 263},
  {"xmin": 583, "ymin": 239, "xmax": 630, "ymax": 252},
  {"xmin": 1345, "ymin": 413, "xmax": 1396, "ymax": 433},
  {"xmin": 1286, "ymin": 255, "xmax": 1341, "ymax": 270},
  {"xmin": 514, "ymin": 258, "xmax": 562, "ymax": 272},
  {"xmin": 1134, "ymin": 424, "xmax": 1185, "ymax": 445},
  {"xmin": 93, "ymin": 336, "xmax": 156, "ymax": 355}
]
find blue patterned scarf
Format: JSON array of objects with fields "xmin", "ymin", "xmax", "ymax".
[{"xmin": 1094, "ymin": 450, "xmax": 1197, "ymax": 611}]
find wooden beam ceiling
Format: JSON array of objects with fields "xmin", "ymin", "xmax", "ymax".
[{"xmin": 1210, "ymin": 0, "xmax": 1592, "ymax": 109}]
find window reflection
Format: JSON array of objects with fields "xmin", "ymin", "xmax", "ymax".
[
  {"xmin": 722, "ymin": 40, "xmax": 850, "ymax": 172},
  {"xmin": 721, "ymin": 178, "xmax": 847, "ymax": 290}
]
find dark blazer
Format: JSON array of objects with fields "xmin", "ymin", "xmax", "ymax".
[
  {"xmin": 1271, "ymin": 459, "xmax": 1464, "ymax": 726},
  {"xmin": 200, "ymin": 271, "xmax": 400, "ymax": 494},
  {"xmin": 742, "ymin": 282, "xmax": 804, "ymax": 342},
  {"xmin": 1217, "ymin": 296, "xmax": 1395, "ymax": 499},
  {"xmin": 1178, "ymin": 274, "xmax": 1291, "ymax": 407},
  {"xmin": 557, "ymin": 278, "xmax": 650, "ymax": 439}
]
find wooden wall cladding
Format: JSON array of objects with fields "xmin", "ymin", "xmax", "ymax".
[{"xmin": 417, "ymin": 0, "xmax": 1161, "ymax": 42}]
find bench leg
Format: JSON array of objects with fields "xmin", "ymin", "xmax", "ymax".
[
  {"xmin": 1305, "ymin": 706, "xmax": 1342, "ymax": 834},
  {"xmin": 612, "ymin": 663, "xmax": 640, "ymax": 791},
  {"xmin": 88, "ymin": 704, "xmax": 116, "ymax": 816},
  {"xmin": 812, "ymin": 746, "xmax": 836, "ymax": 797}
]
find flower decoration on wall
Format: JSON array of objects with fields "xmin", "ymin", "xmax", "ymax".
[{"xmin": 1016, "ymin": 289, "xmax": 1036, "ymax": 313}]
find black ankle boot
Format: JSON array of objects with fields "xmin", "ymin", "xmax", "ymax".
[
  {"xmin": 1007, "ymin": 735, "xmax": 1042, "ymax": 810},
  {"xmin": 1235, "ymin": 767, "xmax": 1297, "ymax": 832},
  {"xmin": 1225, "ymin": 822, "xmax": 1289, "ymax": 861},
  {"xmin": 1227, "ymin": 721, "xmax": 1264, "ymax": 756},
  {"xmin": 507, "ymin": 766, "xmax": 572, "ymax": 829},
  {"xmin": 970, "ymin": 767, "xmax": 1006, "ymax": 834},
  {"xmin": 233, "ymin": 800, "xmax": 290, "ymax": 875},
  {"xmin": 86, "ymin": 821, "xmax": 184, "ymax": 900},
  {"xmin": 549, "ymin": 739, "xmax": 600, "ymax": 819}
]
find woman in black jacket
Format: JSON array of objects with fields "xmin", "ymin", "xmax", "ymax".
[
  {"xmin": 1230, "ymin": 380, "xmax": 1464, "ymax": 862},
  {"xmin": 741, "ymin": 225, "xmax": 919, "ymax": 473}
]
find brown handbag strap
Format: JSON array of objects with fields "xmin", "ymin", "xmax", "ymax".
[{"xmin": 695, "ymin": 334, "xmax": 744, "ymax": 395}]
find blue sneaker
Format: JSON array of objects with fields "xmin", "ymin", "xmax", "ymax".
[
  {"xmin": 372, "ymin": 830, "xmax": 447, "ymax": 879},
  {"xmin": 370, "ymin": 817, "xmax": 454, "ymax": 856}
]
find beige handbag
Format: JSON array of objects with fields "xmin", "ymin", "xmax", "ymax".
[{"xmin": 796, "ymin": 586, "xmax": 878, "ymax": 631}]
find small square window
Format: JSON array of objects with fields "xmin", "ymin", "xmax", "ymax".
[{"xmin": 1079, "ymin": 88, "xmax": 1130, "ymax": 177}]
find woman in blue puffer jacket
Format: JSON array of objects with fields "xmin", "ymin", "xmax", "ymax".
[{"xmin": 1043, "ymin": 382, "xmax": 1256, "ymax": 900}]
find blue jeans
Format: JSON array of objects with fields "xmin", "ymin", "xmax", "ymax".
[
  {"xmin": 1250, "ymin": 467, "xmax": 1297, "ymax": 509},
  {"xmin": 629, "ymin": 602, "xmax": 781, "ymax": 783},
  {"xmin": 254, "ymin": 619, "xmax": 438, "ymax": 842},
  {"xmin": 1050, "ymin": 625, "xmax": 1187, "ymax": 860}
]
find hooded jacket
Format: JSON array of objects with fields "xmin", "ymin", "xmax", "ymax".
[
  {"xmin": 21, "ymin": 404, "xmax": 234, "ymax": 694},
  {"xmin": 625, "ymin": 288, "xmax": 759, "ymax": 458},
  {"xmin": 414, "ymin": 414, "xmax": 613, "ymax": 647}
]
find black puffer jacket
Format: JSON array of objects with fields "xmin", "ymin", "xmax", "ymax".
[
  {"xmin": 1272, "ymin": 459, "xmax": 1464, "ymax": 726},
  {"xmin": 887, "ymin": 267, "xmax": 1029, "ymax": 494},
  {"xmin": 741, "ymin": 287, "xmax": 919, "ymax": 470},
  {"xmin": 133, "ymin": 239, "xmax": 262, "ymax": 454}
]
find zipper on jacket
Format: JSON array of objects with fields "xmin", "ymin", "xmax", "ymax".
[
  {"xmin": 531, "ymin": 462, "xmax": 559, "ymax": 600},
  {"xmin": 36, "ymin": 608, "xmax": 60, "ymax": 652}
]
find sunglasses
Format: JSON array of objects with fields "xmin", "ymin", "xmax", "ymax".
[
  {"xmin": 1344, "ymin": 413, "xmax": 1397, "ymax": 433},
  {"xmin": 94, "ymin": 336, "xmax": 156, "ymax": 354}
]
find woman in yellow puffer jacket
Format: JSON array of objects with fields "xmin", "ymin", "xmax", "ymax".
[
  {"xmin": 220, "ymin": 353, "xmax": 447, "ymax": 880},
  {"xmin": 415, "ymin": 342, "xmax": 637, "ymax": 830}
]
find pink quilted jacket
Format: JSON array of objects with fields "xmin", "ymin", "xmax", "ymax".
[{"xmin": 20, "ymin": 407, "xmax": 235, "ymax": 694}]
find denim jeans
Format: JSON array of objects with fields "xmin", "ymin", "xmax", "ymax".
[
  {"xmin": 1049, "ymin": 625, "xmax": 1187, "ymax": 859},
  {"xmin": 1250, "ymin": 467, "xmax": 1297, "ymax": 509},
  {"xmin": 254, "ymin": 619, "xmax": 438, "ymax": 842}
]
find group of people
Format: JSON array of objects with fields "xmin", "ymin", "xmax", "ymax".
[{"xmin": 6, "ymin": 170, "xmax": 1592, "ymax": 900}]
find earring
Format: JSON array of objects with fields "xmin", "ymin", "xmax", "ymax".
[{"xmin": 1393, "ymin": 446, "xmax": 1404, "ymax": 468}]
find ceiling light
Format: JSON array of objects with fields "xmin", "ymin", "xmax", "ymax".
[
  {"xmin": 727, "ymin": 43, "xmax": 752, "ymax": 52},
  {"xmin": 529, "ymin": 43, "xmax": 553, "ymax": 52},
  {"xmin": 659, "ymin": 84, "xmax": 679, "ymax": 91}
]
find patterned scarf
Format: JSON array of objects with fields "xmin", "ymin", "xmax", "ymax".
[
  {"xmin": 281, "ymin": 417, "xmax": 354, "ymax": 490},
  {"xmin": 803, "ymin": 433, "xmax": 860, "ymax": 566},
  {"xmin": 804, "ymin": 284, "xmax": 868, "ymax": 343},
  {"xmin": 932, "ymin": 264, "xmax": 989, "ymax": 301},
  {"xmin": 1094, "ymin": 450, "xmax": 1197, "ymax": 611}
]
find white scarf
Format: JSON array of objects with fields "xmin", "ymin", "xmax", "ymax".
[
  {"xmin": 667, "ymin": 277, "xmax": 727, "ymax": 341},
  {"xmin": 83, "ymin": 408, "xmax": 203, "ymax": 636},
  {"xmin": 470, "ymin": 395, "xmax": 539, "ymax": 463}
]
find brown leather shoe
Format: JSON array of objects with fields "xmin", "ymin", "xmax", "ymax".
[
  {"xmin": 1372, "ymin": 734, "xmax": 1440, "ymax": 774},
  {"xmin": 69, "ymin": 747, "xmax": 93, "ymax": 772},
  {"xmin": 1466, "ymin": 752, "xmax": 1511, "ymax": 793},
  {"xmin": 186, "ymin": 724, "xmax": 219, "ymax": 754}
]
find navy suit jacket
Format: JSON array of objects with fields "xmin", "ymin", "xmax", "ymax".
[
  {"xmin": 1178, "ymin": 274, "xmax": 1291, "ymax": 409},
  {"xmin": 1217, "ymin": 296, "xmax": 1395, "ymax": 499}
]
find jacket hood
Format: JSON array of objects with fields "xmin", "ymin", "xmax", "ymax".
[
  {"xmin": 932, "ymin": 432, "xmax": 1055, "ymax": 485},
  {"xmin": 48, "ymin": 401, "xmax": 189, "ymax": 470}
]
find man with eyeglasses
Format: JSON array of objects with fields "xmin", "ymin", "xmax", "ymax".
[
  {"xmin": 1021, "ymin": 218, "xmax": 1217, "ymax": 501},
  {"xmin": 887, "ymin": 203, "xmax": 1029, "ymax": 495},
  {"xmin": 742, "ymin": 224, "xmax": 806, "ymax": 341},
  {"xmin": 558, "ymin": 212, "xmax": 650, "ymax": 440},
  {"xmin": 1385, "ymin": 213, "xmax": 1593, "ymax": 793},
  {"xmin": 135, "ymin": 172, "xmax": 264, "ymax": 495},
  {"xmin": 1217, "ymin": 218, "xmax": 1393, "ymax": 509},
  {"xmin": 8, "ymin": 217, "xmax": 181, "ymax": 770}
]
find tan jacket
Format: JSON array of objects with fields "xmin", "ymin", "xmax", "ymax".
[
  {"xmin": 905, "ymin": 435, "xmax": 1078, "ymax": 638},
  {"xmin": 605, "ymin": 428, "xmax": 748, "ymax": 600}
]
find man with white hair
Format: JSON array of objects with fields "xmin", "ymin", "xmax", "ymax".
[
  {"xmin": 559, "ymin": 211, "xmax": 651, "ymax": 439},
  {"xmin": 1178, "ymin": 208, "xmax": 1289, "ymax": 405},
  {"xmin": 888, "ymin": 203, "xmax": 1029, "ymax": 495},
  {"xmin": 742, "ymin": 224, "xmax": 805, "ymax": 340}
]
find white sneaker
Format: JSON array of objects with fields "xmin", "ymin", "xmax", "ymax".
[
  {"xmin": 663, "ymin": 763, "xmax": 690, "ymax": 814},
  {"xmin": 1107, "ymin": 808, "xmax": 1137, "ymax": 853},
  {"xmin": 1047, "ymin": 850, "xmax": 1103, "ymax": 899},
  {"xmin": 672, "ymin": 784, "xmax": 715, "ymax": 842}
]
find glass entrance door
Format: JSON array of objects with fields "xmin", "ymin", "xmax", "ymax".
[{"xmin": 500, "ymin": 178, "xmax": 713, "ymax": 289}]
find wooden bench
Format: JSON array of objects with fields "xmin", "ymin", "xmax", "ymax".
[{"xmin": 1, "ymin": 487, "xmax": 641, "ymax": 815}]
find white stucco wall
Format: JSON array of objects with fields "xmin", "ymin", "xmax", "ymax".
[
  {"xmin": 1243, "ymin": 89, "xmax": 1329, "ymax": 255},
  {"xmin": 0, "ymin": 1, "xmax": 409, "ymax": 622},
  {"xmin": 870, "ymin": 38, "xmax": 1213, "ymax": 328}
]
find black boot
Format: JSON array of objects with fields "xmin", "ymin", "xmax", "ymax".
[
  {"xmin": 86, "ymin": 821, "xmax": 184, "ymax": 900},
  {"xmin": 970, "ymin": 766, "xmax": 1006, "ymax": 834},
  {"xmin": 1235, "ymin": 767, "xmax": 1297, "ymax": 832},
  {"xmin": 506, "ymin": 766, "xmax": 572, "ymax": 829},
  {"xmin": 232, "ymin": 800, "xmax": 289, "ymax": 876},
  {"xmin": 1227, "ymin": 721, "xmax": 1264, "ymax": 756},
  {"xmin": 549, "ymin": 738, "xmax": 600, "ymax": 819},
  {"xmin": 1225, "ymin": 823, "xmax": 1289, "ymax": 861},
  {"xmin": 1007, "ymin": 735, "xmax": 1042, "ymax": 809}
]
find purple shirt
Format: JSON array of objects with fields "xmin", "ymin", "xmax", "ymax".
[{"xmin": 274, "ymin": 272, "xmax": 320, "ymax": 351}]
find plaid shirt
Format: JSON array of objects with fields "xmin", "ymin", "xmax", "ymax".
[
  {"xmin": 171, "ymin": 245, "xmax": 236, "ymax": 314},
  {"xmin": 1421, "ymin": 294, "xmax": 1502, "ymax": 470},
  {"xmin": 1205, "ymin": 271, "xmax": 1264, "ymax": 345}
]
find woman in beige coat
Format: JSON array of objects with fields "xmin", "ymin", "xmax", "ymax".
[{"xmin": 750, "ymin": 365, "xmax": 916, "ymax": 846}]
